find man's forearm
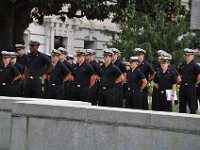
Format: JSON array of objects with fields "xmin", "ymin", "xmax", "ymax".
[
  {"xmin": 89, "ymin": 75, "xmax": 96, "ymax": 88},
  {"xmin": 13, "ymin": 75, "xmax": 21, "ymax": 81},
  {"xmin": 196, "ymin": 74, "xmax": 200, "ymax": 85},
  {"xmin": 115, "ymin": 74, "xmax": 124, "ymax": 84}
]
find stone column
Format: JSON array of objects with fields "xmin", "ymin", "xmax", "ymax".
[{"xmin": 190, "ymin": 0, "xmax": 200, "ymax": 29}]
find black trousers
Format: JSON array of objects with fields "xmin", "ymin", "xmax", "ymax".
[
  {"xmin": 20, "ymin": 81, "xmax": 25, "ymax": 97},
  {"xmin": 141, "ymin": 86, "xmax": 149, "ymax": 110},
  {"xmin": 98, "ymin": 86, "xmax": 115, "ymax": 107},
  {"xmin": 179, "ymin": 84, "xmax": 196, "ymax": 114},
  {"xmin": 152, "ymin": 88, "xmax": 172, "ymax": 112},
  {"xmin": 126, "ymin": 89, "xmax": 142, "ymax": 109},
  {"xmin": 24, "ymin": 79, "xmax": 42, "ymax": 98},
  {"xmin": 70, "ymin": 85, "xmax": 89, "ymax": 102},
  {"xmin": 115, "ymin": 83, "xmax": 123, "ymax": 107},
  {"xmin": 9, "ymin": 81, "xmax": 22, "ymax": 97},
  {"xmin": 0, "ymin": 84, "xmax": 12, "ymax": 96},
  {"xmin": 196, "ymin": 85, "xmax": 200, "ymax": 110},
  {"xmin": 123, "ymin": 82, "xmax": 128, "ymax": 99},
  {"xmin": 63, "ymin": 82, "xmax": 71, "ymax": 100},
  {"xmin": 89, "ymin": 82, "xmax": 98, "ymax": 105},
  {"xmin": 47, "ymin": 84, "xmax": 64, "ymax": 100}
]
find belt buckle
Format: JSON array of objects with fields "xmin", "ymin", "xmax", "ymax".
[
  {"xmin": 103, "ymin": 87, "xmax": 106, "ymax": 90},
  {"xmin": 161, "ymin": 91, "xmax": 164, "ymax": 94},
  {"xmin": 185, "ymin": 83, "xmax": 188, "ymax": 86},
  {"xmin": 2, "ymin": 83, "xmax": 6, "ymax": 86},
  {"xmin": 52, "ymin": 83, "xmax": 55, "ymax": 86},
  {"xmin": 128, "ymin": 87, "xmax": 131, "ymax": 91},
  {"xmin": 77, "ymin": 85, "xmax": 81, "ymax": 88},
  {"xmin": 29, "ymin": 76, "xmax": 34, "ymax": 80}
]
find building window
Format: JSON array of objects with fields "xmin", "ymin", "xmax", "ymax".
[
  {"xmin": 84, "ymin": 36, "xmax": 97, "ymax": 50},
  {"xmin": 54, "ymin": 36, "xmax": 68, "ymax": 49},
  {"xmin": 84, "ymin": 41, "xmax": 96, "ymax": 49}
]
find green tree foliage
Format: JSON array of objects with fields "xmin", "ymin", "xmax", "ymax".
[
  {"xmin": 0, "ymin": 0, "xmax": 130, "ymax": 51},
  {"xmin": 105, "ymin": 0, "xmax": 193, "ymax": 65}
]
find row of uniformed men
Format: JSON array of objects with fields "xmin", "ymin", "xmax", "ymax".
[
  {"xmin": 0, "ymin": 40, "xmax": 200, "ymax": 114},
  {"xmin": 152, "ymin": 49, "xmax": 200, "ymax": 114}
]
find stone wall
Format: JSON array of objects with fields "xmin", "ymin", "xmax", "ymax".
[
  {"xmin": 0, "ymin": 97, "xmax": 90, "ymax": 150},
  {"xmin": 190, "ymin": 0, "xmax": 200, "ymax": 29},
  {"xmin": 9, "ymin": 100, "xmax": 200, "ymax": 150},
  {"xmin": 0, "ymin": 96, "xmax": 31, "ymax": 150}
]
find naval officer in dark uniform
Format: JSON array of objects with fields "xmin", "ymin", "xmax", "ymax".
[
  {"xmin": 97, "ymin": 49, "xmax": 124, "ymax": 107},
  {"xmin": 24, "ymin": 40, "xmax": 52, "ymax": 98},
  {"xmin": 15, "ymin": 44, "xmax": 27, "ymax": 68},
  {"xmin": 134, "ymin": 48, "xmax": 155, "ymax": 110},
  {"xmin": 110, "ymin": 48, "xmax": 126, "ymax": 108},
  {"xmin": 0, "ymin": 51, "xmax": 21, "ymax": 96},
  {"xmin": 46, "ymin": 49, "xmax": 72, "ymax": 99},
  {"xmin": 178, "ymin": 48, "xmax": 200, "ymax": 114},
  {"xmin": 156, "ymin": 50, "xmax": 181, "ymax": 82},
  {"xmin": 126, "ymin": 56, "xmax": 147, "ymax": 109},
  {"xmin": 15, "ymin": 44, "xmax": 28, "ymax": 96},
  {"xmin": 10, "ymin": 52, "xmax": 24, "ymax": 97},
  {"xmin": 58, "ymin": 47, "xmax": 74, "ymax": 100},
  {"xmin": 152, "ymin": 54, "xmax": 177, "ymax": 112},
  {"xmin": 196, "ymin": 63, "xmax": 200, "ymax": 111},
  {"xmin": 70, "ymin": 49, "xmax": 96, "ymax": 102},
  {"xmin": 85, "ymin": 49, "xmax": 100, "ymax": 105}
]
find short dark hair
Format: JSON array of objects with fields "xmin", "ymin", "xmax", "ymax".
[{"xmin": 29, "ymin": 40, "xmax": 40, "ymax": 46}]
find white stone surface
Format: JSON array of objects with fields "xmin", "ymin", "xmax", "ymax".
[{"xmin": 190, "ymin": 0, "xmax": 200, "ymax": 29}]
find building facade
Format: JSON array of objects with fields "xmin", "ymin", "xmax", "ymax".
[{"xmin": 24, "ymin": 16, "xmax": 118, "ymax": 59}]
